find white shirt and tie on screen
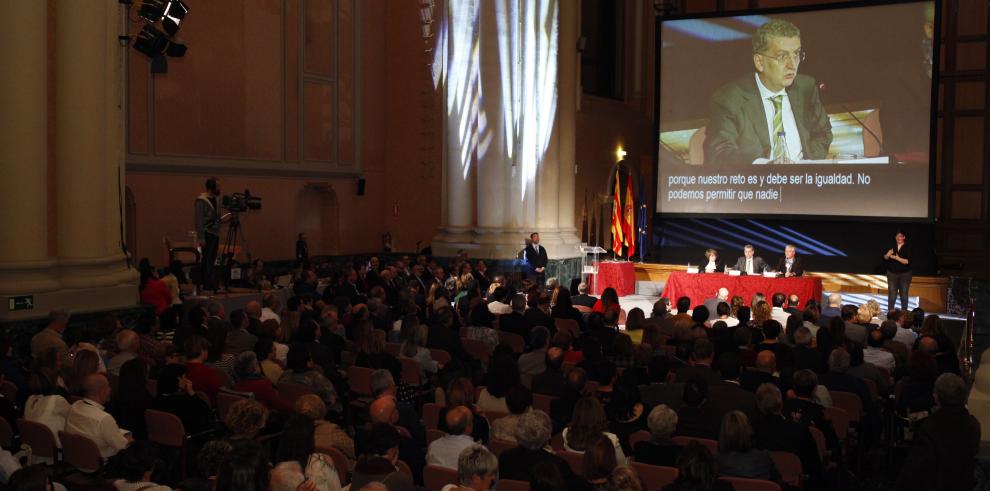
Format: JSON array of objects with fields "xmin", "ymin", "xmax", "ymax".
[{"xmin": 756, "ymin": 72, "xmax": 803, "ymax": 163}]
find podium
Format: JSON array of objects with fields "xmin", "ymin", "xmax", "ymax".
[{"xmin": 580, "ymin": 245, "xmax": 607, "ymax": 295}]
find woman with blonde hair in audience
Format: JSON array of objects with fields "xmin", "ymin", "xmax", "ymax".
[
  {"xmin": 296, "ymin": 394, "xmax": 355, "ymax": 461},
  {"xmin": 563, "ymin": 396, "xmax": 627, "ymax": 464},
  {"xmin": 750, "ymin": 301, "xmax": 772, "ymax": 330},
  {"xmin": 581, "ymin": 435, "xmax": 617, "ymax": 490}
]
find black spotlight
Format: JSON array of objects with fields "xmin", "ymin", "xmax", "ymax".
[
  {"xmin": 133, "ymin": 24, "xmax": 169, "ymax": 58},
  {"xmin": 137, "ymin": 0, "xmax": 167, "ymax": 23},
  {"xmin": 162, "ymin": 0, "xmax": 189, "ymax": 36}
]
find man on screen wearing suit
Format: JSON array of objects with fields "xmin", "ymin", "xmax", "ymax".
[
  {"xmin": 775, "ymin": 244, "xmax": 805, "ymax": 277},
  {"xmin": 524, "ymin": 232, "xmax": 549, "ymax": 282},
  {"xmin": 704, "ymin": 18, "xmax": 833, "ymax": 165},
  {"xmin": 733, "ymin": 245, "xmax": 767, "ymax": 275}
]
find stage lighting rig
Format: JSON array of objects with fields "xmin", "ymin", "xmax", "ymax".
[{"xmin": 132, "ymin": 0, "xmax": 189, "ymax": 73}]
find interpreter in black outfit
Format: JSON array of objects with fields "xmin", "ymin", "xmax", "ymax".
[{"xmin": 884, "ymin": 231, "xmax": 912, "ymax": 311}]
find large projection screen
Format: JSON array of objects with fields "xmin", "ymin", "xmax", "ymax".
[{"xmin": 655, "ymin": 1, "xmax": 937, "ymax": 219}]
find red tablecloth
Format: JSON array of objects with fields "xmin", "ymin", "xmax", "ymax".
[
  {"xmin": 661, "ymin": 271, "xmax": 823, "ymax": 307},
  {"xmin": 588, "ymin": 261, "xmax": 636, "ymax": 296}
]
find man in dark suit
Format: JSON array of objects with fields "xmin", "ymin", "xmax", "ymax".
[
  {"xmin": 639, "ymin": 355, "xmax": 684, "ymax": 411},
  {"xmin": 784, "ymin": 294, "xmax": 803, "ymax": 317},
  {"xmin": 775, "ymin": 244, "xmax": 805, "ymax": 277},
  {"xmin": 753, "ymin": 383, "xmax": 822, "ymax": 481},
  {"xmin": 675, "ymin": 379, "xmax": 718, "ymax": 439},
  {"xmin": 550, "ymin": 368, "xmax": 587, "ymax": 433},
  {"xmin": 471, "ymin": 260, "xmax": 491, "ymax": 293},
  {"xmin": 523, "ymin": 232, "xmax": 548, "ymax": 282},
  {"xmin": 703, "ymin": 18, "xmax": 832, "ymax": 166},
  {"xmin": 524, "ymin": 292, "xmax": 554, "ymax": 332},
  {"xmin": 675, "ymin": 338, "xmax": 721, "ymax": 386},
  {"xmin": 704, "ymin": 352, "xmax": 760, "ymax": 426},
  {"xmin": 425, "ymin": 307, "xmax": 470, "ymax": 362},
  {"xmin": 897, "ymin": 373, "xmax": 981, "ymax": 491},
  {"xmin": 733, "ymin": 245, "xmax": 767, "ymax": 275},
  {"xmin": 783, "ymin": 369, "xmax": 840, "ymax": 458},
  {"xmin": 572, "ymin": 282, "xmax": 598, "ymax": 308},
  {"xmin": 741, "ymin": 350, "xmax": 781, "ymax": 392},
  {"xmin": 817, "ymin": 347, "xmax": 871, "ymax": 409},
  {"xmin": 532, "ymin": 347, "xmax": 566, "ymax": 396},
  {"xmin": 499, "ymin": 295, "xmax": 533, "ymax": 343},
  {"xmin": 792, "ymin": 326, "xmax": 826, "ymax": 373}
]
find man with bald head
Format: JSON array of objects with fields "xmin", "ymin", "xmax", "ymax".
[
  {"xmin": 65, "ymin": 373, "xmax": 132, "ymax": 459},
  {"xmin": 532, "ymin": 347, "xmax": 566, "ymax": 396},
  {"xmin": 359, "ymin": 395, "xmax": 426, "ymax": 484},
  {"xmin": 369, "ymin": 396, "xmax": 399, "ymax": 425},
  {"xmin": 426, "ymin": 406, "xmax": 475, "ymax": 469},
  {"xmin": 741, "ymin": 350, "xmax": 781, "ymax": 393}
]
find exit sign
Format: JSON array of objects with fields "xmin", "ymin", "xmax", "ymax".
[{"xmin": 7, "ymin": 296, "xmax": 34, "ymax": 312}]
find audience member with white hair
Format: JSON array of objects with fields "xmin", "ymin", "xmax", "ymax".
[
  {"xmin": 108, "ymin": 329, "xmax": 140, "ymax": 376},
  {"xmin": 633, "ymin": 404, "xmax": 681, "ymax": 467},
  {"xmin": 440, "ymin": 445, "xmax": 498, "ymax": 491}
]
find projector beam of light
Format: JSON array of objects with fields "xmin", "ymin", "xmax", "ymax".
[{"xmin": 434, "ymin": 0, "xmax": 559, "ymax": 203}]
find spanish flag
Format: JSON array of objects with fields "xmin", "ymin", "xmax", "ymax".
[
  {"xmin": 611, "ymin": 169, "xmax": 624, "ymax": 255},
  {"xmin": 624, "ymin": 172, "xmax": 635, "ymax": 258}
]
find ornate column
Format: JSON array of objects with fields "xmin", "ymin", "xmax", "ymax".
[
  {"xmin": 0, "ymin": 2, "xmax": 61, "ymax": 315},
  {"xmin": 555, "ymin": 0, "xmax": 580, "ymax": 244},
  {"xmin": 432, "ymin": 0, "xmax": 580, "ymax": 262},
  {"xmin": 54, "ymin": 0, "xmax": 137, "ymax": 299},
  {"xmin": 435, "ymin": 0, "xmax": 477, "ymax": 248}
]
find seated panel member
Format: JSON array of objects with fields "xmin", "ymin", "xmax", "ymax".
[
  {"xmin": 733, "ymin": 245, "xmax": 766, "ymax": 275},
  {"xmin": 702, "ymin": 248, "xmax": 724, "ymax": 273},
  {"xmin": 704, "ymin": 18, "xmax": 833, "ymax": 165},
  {"xmin": 775, "ymin": 244, "xmax": 804, "ymax": 277}
]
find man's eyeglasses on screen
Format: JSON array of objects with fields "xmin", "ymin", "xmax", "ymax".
[{"xmin": 759, "ymin": 50, "xmax": 806, "ymax": 65}]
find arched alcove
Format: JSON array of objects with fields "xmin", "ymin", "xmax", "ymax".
[{"xmin": 296, "ymin": 183, "xmax": 340, "ymax": 256}]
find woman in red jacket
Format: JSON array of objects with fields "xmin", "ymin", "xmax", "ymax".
[{"xmin": 139, "ymin": 267, "xmax": 172, "ymax": 315}]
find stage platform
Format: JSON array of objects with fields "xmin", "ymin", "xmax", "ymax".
[{"xmin": 631, "ymin": 262, "xmax": 948, "ymax": 312}]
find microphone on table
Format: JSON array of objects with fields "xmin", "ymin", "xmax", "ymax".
[{"xmin": 816, "ymin": 80, "xmax": 884, "ymax": 156}]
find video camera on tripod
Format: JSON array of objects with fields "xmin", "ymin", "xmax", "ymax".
[
  {"xmin": 218, "ymin": 189, "xmax": 261, "ymax": 283},
  {"xmin": 221, "ymin": 189, "xmax": 262, "ymax": 213}
]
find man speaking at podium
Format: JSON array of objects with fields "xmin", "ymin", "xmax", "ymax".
[{"xmin": 704, "ymin": 18, "xmax": 833, "ymax": 165}]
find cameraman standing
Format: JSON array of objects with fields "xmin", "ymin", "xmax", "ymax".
[{"xmin": 195, "ymin": 177, "xmax": 222, "ymax": 291}]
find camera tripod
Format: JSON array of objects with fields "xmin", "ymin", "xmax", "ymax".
[{"xmin": 219, "ymin": 211, "xmax": 252, "ymax": 286}]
